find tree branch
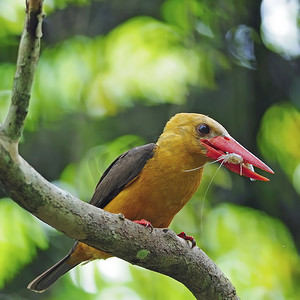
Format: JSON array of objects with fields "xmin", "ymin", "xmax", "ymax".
[
  {"xmin": 0, "ymin": 1, "xmax": 239, "ymax": 299},
  {"xmin": 3, "ymin": 0, "xmax": 44, "ymax": 142},
  {"xmin": 0, "ymin": 143, "xmax": 239, "ymax": 300}
]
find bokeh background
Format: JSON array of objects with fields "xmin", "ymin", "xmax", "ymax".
[{"xmin": 1, "ymin": 0, "xmax": 300, "ymax": 299}]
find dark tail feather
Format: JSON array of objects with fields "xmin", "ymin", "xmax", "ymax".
[{"xmin": 28, "ymin": 243, "xmax": 79, "ymax": 293}]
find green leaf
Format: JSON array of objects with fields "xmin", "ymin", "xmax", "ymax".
[
  {"xmin": 203, "ymin": 203, "xmax": 300, "ymax": 299},
  {"xmin": 0, "ymin": 198, "xmax": 48, "ymax": 288},
  {"xmin": 0, "ymin": 1, "xmax": 25, "ymax": 38},
  {"xmin": 129, "ymin": 264, "xmax": 195, "ymax": 300},
  {"xmin": 27, "ymin": 15, "xmax": 220, "ymax": 126},
  {"xmin": 258, "ymin": 103, "xmax": 300, "ymax": 193}
]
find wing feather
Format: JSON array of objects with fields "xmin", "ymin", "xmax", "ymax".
[{"xmin": 89, "ymin": 143, "xmax": 156, "ymax": 209}]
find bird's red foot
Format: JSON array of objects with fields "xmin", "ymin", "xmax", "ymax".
[
  {"xmin": 177, "ymin": 232, "xmax": 196, "ymax": 248},
  {"xmin": 133, "ymin": 219, "xmax": 153, "ymax": 232}
]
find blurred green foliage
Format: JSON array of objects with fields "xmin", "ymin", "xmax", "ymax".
[
  {"xmin": 28, "ymin": 15, "xmax": 225, "ymax": 128},
  {"xmin": 259, "ymin": 103, "xmax": 300, "ymax": 194},
  {"xmin": 0, "ymin": 199, "xmax": 48, "ymax": 289},
  {"xmin": 0, "ymin": 0, "xmax": 24, "ymax": 38},
  {"xmin": 60, "ymin": 135, "xmax": 145, "ymax": 200},
  {"xmin": 203, "ymin": 204, "xmax": 300, "ymax": 299},
  {"xmin": 1, "ymin": 0, "xmax": 300, "ymax": 299},
  {"xmin": 0, "ymin": 64, "xmax": 15, "ymax": 123}
]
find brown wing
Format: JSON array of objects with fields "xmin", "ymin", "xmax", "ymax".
[{"xmin": 89, "ymin": 143, "xmax": 157, "ymax": 209}]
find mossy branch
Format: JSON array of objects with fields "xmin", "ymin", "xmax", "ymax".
[{"xmin": 3, "ymin": 0, "xmax": 44, "ymax": 142}]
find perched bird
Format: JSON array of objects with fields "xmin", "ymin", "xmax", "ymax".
[{"xmin": 28, "ymin": 113, "xmax": 273, "ymax": 292}]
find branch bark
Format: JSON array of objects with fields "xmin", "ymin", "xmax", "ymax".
[
  {"xmin": 0, "ymin": 1, "xmax": 239, "ymax": 299},
  {"xmin": 3, "ymin": 0, "xmax": 44, "ymax": 142}
]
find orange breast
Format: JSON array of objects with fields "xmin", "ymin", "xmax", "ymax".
[
  {"xmin": 104, "ymin": 154, "xmax": 202, "ymax": 227},
  {"xmin": 71, "ymin": 142, "xmax": 204, "ymax": 262}
]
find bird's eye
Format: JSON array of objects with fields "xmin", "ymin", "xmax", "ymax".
[{"xmin": 197, "ymin": 124, "xmax": 210, "ymax": 135}]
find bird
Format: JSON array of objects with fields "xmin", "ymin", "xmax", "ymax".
[{"xmin": 28, "ymin": 113, "xmax": 273, "ymax": 292}]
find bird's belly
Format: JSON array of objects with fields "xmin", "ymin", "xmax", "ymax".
[
  {"xmin": 104, "ymin": 171, "xmax": 201, "ymax": 228},
  {"xmin": 70, "ymin": 183, "xmax": 190, "ymax": 263},
  {"xmin": 72, "ymin": 156, "xmax": 202, "ymax": 262}
]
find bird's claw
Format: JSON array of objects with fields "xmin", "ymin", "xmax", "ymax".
[
  {"xmin": 177, "ymin": 231, "xmax": 196, "ymax": 248},
  {"xmin": 134, "ymin": 219, "xmax": 153, "ymax": 233}
]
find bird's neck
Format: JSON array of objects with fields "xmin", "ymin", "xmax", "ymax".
[
  {"xmin": 150, "ymin": 132, "xmax": 205, "ymax": 214},
  {"xmin": 156, "ymin": 132, "xmax": 207, "ymax": 172}
]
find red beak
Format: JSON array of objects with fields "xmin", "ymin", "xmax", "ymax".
[{"xmin": 201, "ymin": 136, "xmax": 274, "ymax": 181}]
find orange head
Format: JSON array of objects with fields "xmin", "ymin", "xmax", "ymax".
[{"xmin": 158, "ymin": 113, "xmax": 274, "ymax": 181}]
